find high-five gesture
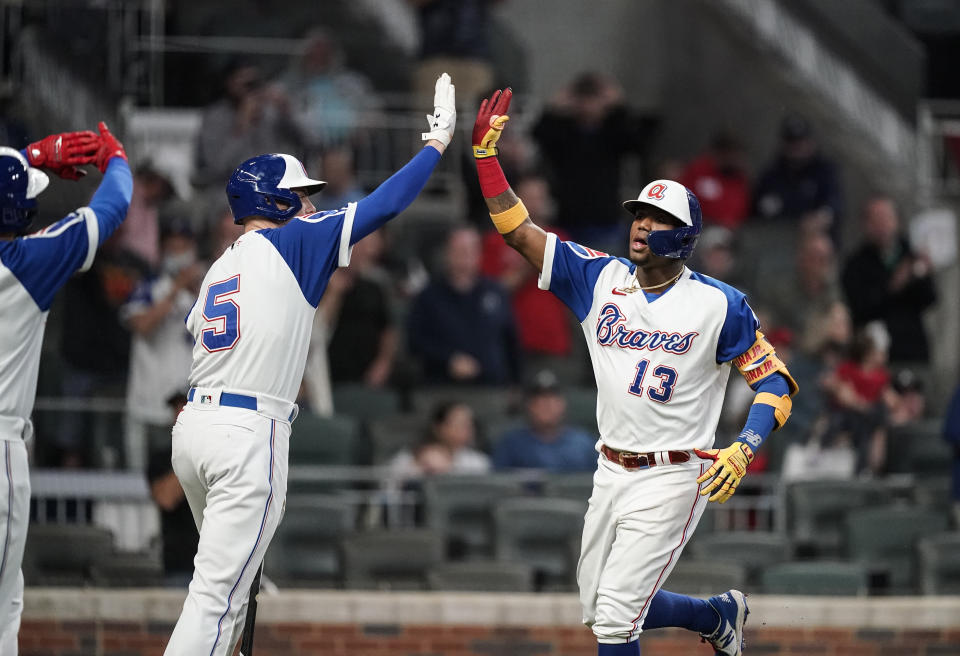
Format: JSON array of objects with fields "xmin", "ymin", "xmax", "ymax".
[
  {"xmin": 421, "ymin": 72, "xmax": 456, "ymax": 148},
  {"xmin": 473, "ymin": 88, "xmax": 512, "ymax": 158},
  {"xmin": 93, "ymin": 121, "xmax": 128, "ymax": 173},
  {"xmin": 25, "ymin": 130, "xmax": 100, "ymax": 180}
]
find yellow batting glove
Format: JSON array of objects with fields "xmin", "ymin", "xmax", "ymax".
[
  {"xmin": 694, "ymin": 443, "xmax": 754, "ymax": 504},
  {"xmin": 472, "ymin": 88, "xmax": 513, "ymax": 158}
]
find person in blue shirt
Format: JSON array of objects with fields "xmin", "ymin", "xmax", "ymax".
[
  {"xmin": 0, "ymin": 122, "xmax": 131, "ymax": 655},
  {"xmin": 493, "ymin": 370, "xmax": 597, "ymax": 472}
]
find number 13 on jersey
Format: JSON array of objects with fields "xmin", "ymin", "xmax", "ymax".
[
  {"xmin": 201, "ymin": 275, "xmax": 241, "ymax": 352},
  {"xmin": 628, "ymin": 359, "xmax": 678, "ymax": 403}
]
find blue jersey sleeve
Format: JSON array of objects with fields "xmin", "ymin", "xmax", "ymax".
[
  {"xmin": 349, "ymin": 146, "xmax": 441, "ymax": 244},
  {"xmin": 259, "ymin": 209, "xmax": 348, "ymax": 307},
  {"xmin": 538, "ymin": 233, "xmax": 620, "ymax": 322},
  {"xmin": 88, "ymin": 158, "xmax": 134, "ymax": 245}
]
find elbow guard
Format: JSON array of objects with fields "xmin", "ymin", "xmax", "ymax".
[{"xmin": 733, "ymin": 330, "xmax": 799, "ymax": 430}]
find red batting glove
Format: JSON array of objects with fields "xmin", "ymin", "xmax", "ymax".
[
  {"xmin": 25, "ymin": 130, "xmax": 100, "ymax": 180},
  {"xmin": 472, "ymin": 88, "xmax": 512, "ymax": 159},
  {"xmin": 93, "ymin": 121, "xmax": 128, "ymax": 173}
]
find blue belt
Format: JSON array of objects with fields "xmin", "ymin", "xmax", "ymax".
[{"xmin": 187, "ymin": 388, "xmax": 257, "ymax": 411}]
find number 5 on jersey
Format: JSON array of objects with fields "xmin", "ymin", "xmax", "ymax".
[
  {"xmin": 628, "ymin": 359, "xmax": 678, "ymax": 403},
  {"xmin": 201, "ymin": 275, "xmax": 241, "ymax": 352}
]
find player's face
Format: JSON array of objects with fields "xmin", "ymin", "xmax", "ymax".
[
  {"xmin": 293, "ymin": 190, "xmax": 316, "ymax": 217},
  {"xmin": 628, "ymin": 209, "xmax": 684, "ymax": 266}
]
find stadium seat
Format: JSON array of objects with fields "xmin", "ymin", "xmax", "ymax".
[
  {"xmin": 564, "ymin": 386, "xmax": 599, "ymax": 434},
  {"xmin": 332, "ymin": 384, "xmax": 401, "ymax": 423},
  {"xmin": 266, "ymin": 495, "xmax": 356, "ymax": 588},
  {"xmin": 410, "ymin": 385, "xmax": 519, "ymax": 419},
  {"xmin": 686, "ymin": 532, "xmax": 793, "ymax": 586},
  {"xmin": 423, "ymin": 474, "xmax": 527, "ymax": 559},
  {"xmin": 887, "ymin": 419, "xmax": 952, "ymax": 476},
  {"xmin": 761, "ymin": 561, "xmax": 869, "ymax": 596},
  {"xmin": 289, "ymin": 412, "xmax": 362, "ymax": 466},
  {"xmin": 427, "ymin": 560, "xmax": 535, "ymax": 592},
  {"xmin": 664, "ymin": 559, "xmax": 748, "ymax": 596},
  {"xmin": 541, "ymin": 472, "xmax": 594, "ymax": 503},
  {"xmin": 493, "ymin": 497, "xmax": 586, "ymax": 589},
  {"xmin": 918, "ymin": 532, "xmax": 960, "ymax": 595},
  {"xmin": 844, "ymin": 505, "xmax": 949, "ymax": 593},
  {"xmin": 368, "ymin": 413, "xmax": 426, "ymax": 465},
  {"xmin": 787, "ymin": 479, "xmax": 898, "ymax": 556},
  {"xmin": 23, "ymin": 523, "xmax": 115, "ymax": 586},
  {"xmin": 912, "ymin": 476, "xmax": 952, "ymax": 512},
  {"xmin": 90, "ymin": 551, "xmax": 164, "ymax": 587},
  {"xmin": 340, "ymin": 529, "xmax": 445, "ymax": 590}
]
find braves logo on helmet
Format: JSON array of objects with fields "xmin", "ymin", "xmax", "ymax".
[{"xmin": 647, "ymin": 183, "xmax": 667, "ymax": 201}]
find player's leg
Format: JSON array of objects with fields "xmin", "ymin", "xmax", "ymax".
[
  {"xmin": 0, "ymin": 441, "xmax": 31, "ymax": 656},
  {"xmin": 590, "ymin": 461, "xmax": 708, "ymax": 646},
  {"xmin": 165, "ymin": 410, "xmax": 290, "ymax": 656},
  {"xmin": 576, "ymin": 460, "xmax": 616, "ymax": 635}
]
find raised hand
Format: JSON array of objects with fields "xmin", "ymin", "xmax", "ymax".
[
  {"xmin": 421, "ymin": 72, "xmax": 456, "ymax": 148},
  {"xmin": 93, "ymin": 121, "xmax": 128, "ymax": 173},
  {"xmin": 472, "ymin": 88, "xmax": 512, "ymax": 158},
  {"xmin": 25, "ymin": 130, "xmax": 100, "ymax": 180}
]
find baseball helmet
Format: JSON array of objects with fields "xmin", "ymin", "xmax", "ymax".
[
  {"xmin": 0, "ymin": 147, "xmax": 49, "ymax": 234},
  {"xmin": 622, "ymin": 179, "xmax": 702, "ymax": 259},
  {"xmin": 226, "ymin": 153, "xmax": 326, "ymax": 225}
]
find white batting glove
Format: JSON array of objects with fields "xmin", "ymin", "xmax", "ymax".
[{"xmin": 422, "ymin": 72, "xmax": 456, "ymax": 147}]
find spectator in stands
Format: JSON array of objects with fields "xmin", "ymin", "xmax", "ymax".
[
  {"xmin": 532, "ymin": 72, "xmax": 657, "ymax": 252},
  {"xmin": 407, "ymin": 226, "xmax": 520, "ymax": 385},
  {"xmin": 480, "ymin": 174, "xmax": 574, "ymax": 372},
  {"xmin": 147, "ymin": 391, "xmax": 199, "ymax": 587},
  {"xmin": 409, "ymin": 0, "xmax": 498, "ymax": 106},
  {"xmin": 318, "ymin": 229, "xmax": 397, "ymax": 386},
  {"xmin": 889, "ymin": 368, "xmax": 927, "ymax": 426},
  {"xmin": 192, "ymin": 60, "xmax": 302, "ymax": 192},
  {"xmin": 688, "ymin": 226, "xmax": 751, "ymax": 294},
  {"xmin": 113, "ymin": 164, "xmax": 175, "ymax": 270},
  {"xmin": 281, "ymin": 28, "xmax": 381, "ymax": 151},
  {"xmin": 121, "ymin": 220, "xmax": 204, "ymax": 469},
  {"xmin": 944, "ymin": 382, "xmax": 960, "ymax": 527},
  {"xmin": 754, "ymin": 114, "xmax": 844, "ymax": 244},
  {"xmin": 312, "ymin": 147, "xmax": 365, "ymax": 212},
  {"xmin": 492, "ymin": 370, "xmax": 597, "ymax": 472},
  {"xmin": 388, "ymin": 401, "xmax": 491, "ymax": 478},
  {"xmin": 56, "ymin": 251, "xmax": 143, "ymax": 467},
  {"xmin": 680, "ymin": 130, "xmax": 751, "ymax": 231},
  {"xmin": 759, "ymin": 230, "xmax": 841, "ymax": 335},
  {"xmin": 209, "ymin": 207, "xmax": 243, "ymax": 258},
  {"xmin": 841, "ymin": 194, "xmax": 937, "ymax": 365},
  {"xmin": 820, "ymin": 322, "xmax": 898, "ymax": 475}
]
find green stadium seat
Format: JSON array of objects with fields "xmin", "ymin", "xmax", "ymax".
[
  {"xmin": 368, "ymin": 414, "xmax": 424, "ymax": 465},
  {"xmin": 427, "ymin": 560, "xmax": 535, "ymax": 592},
  {"xmin": 918, "ymin": 532, "xmax": 960, "ymax": 595},
  {"xmin": 332, "ymin": 384, "xmax": 401, "ymax": 423},
  {"xmin": 289, "ymin": 412, "xmax": 361, "ymax": 465},
  {"xmin": 23, "ymin": 523, "xmax": 115, "ymax": 586},
  {"xmin": 762, "ymin": 561, "xmax": 869, "ymax": 596},
  {"xmin": 542, "ymin": 472, "xmax": 595, "ymax": 504},
  {"xmin": 266, "ymin": 495, "xmax": 356, "ymax": 588},
  {"xmin": 844, "ymin": 505, "xmax": 949, "ymax": 593},
  {"xmin": 687, "ymin": 532, "xmax": 793, "ymax": 586},
  {"xmin": 664, "ymin": 559, "xmax": 748, "ymax": 596},
  {"xmin": 340, "ymin": 529, "xmax": 445, "ymax": 590}
]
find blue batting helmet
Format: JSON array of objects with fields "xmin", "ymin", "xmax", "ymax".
[
  {"xmin": 226, "ymin": 153, "xmax": 326, "ymax": 225},
  {"xmin": 0, "ymin": 147, "xmax": 49, "ymax": 234},
  {"xmin": 622, "ymin": 179, "xmax": 702, "ymax": 259}
]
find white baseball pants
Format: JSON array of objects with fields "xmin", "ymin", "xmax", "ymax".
[
  {"xmin": 165, "ymin": 405, "xmax": 290, "ymax": 656},
  {"xmin": 0, "ymin": 438, "xmax": 29, "ymax": 656},
  {"xmin": 578, "ymin": 453, "xmax": 708, "ymax": 643}
]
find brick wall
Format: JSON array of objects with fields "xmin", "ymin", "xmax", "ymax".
[
  {"xmin": 19, "ymin": 621, "xmax": 960, "ymax": 656},
  {"xmin": 20, "ymin": 590, "xmax": 960, "ymax": 656}
]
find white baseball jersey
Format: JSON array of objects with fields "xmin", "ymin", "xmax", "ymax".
[
  {"xmin": 538, "ymin": 233, "xmax": 759, "ymax": 452},
  {"xmin": 185, "ymin": 204, "xmax": 356, "ymax": 402}
]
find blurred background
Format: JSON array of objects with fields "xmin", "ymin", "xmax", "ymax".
[{"xmin": 4, "ymin": 0, "xmax": 960, "ymax": 653}]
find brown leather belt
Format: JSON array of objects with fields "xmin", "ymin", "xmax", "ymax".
[{"xmin": 600, "ymin": 444, "xmax": 691, "ymax": 470}]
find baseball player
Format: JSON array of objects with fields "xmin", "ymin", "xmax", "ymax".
[
  {"xmin": 164, "ymin": 73, "xmax": 457, "ymax": 656},
  {"xmin": 472, "ymin": 89, "xmax": 797, "ymax": 656},
  {"xmin": 0, "ymin": 123, "xmax": 130, "ymax": 654}
]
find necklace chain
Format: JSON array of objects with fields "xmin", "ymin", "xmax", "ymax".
[{"xmin": 635, "ymin": 268, "xmax": 683, "ymax": 291}]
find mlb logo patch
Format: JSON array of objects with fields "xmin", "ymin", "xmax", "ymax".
[{"xmin": 200, "ymin": 394, "xmax": 213, "ymax": 405}]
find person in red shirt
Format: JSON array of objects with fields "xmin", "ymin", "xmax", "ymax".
[
  {"xmin": 480, "ymin": 173, "xmax": 575, "ymax": 368},
  {"xmin": 680, "ymin": 130, "xmax": 751, "ymax": 231},
  {"xmin": 822, "ymin": 322, "xmax": 899, "ymax": 474}
]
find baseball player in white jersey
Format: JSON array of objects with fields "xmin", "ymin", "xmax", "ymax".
[
  {"xmin": 472, "ymin": 90, "xmax": 797, "ymax": 656},
  {"xmin": 0, "ymin": 123, "xmax": 131, "ymax": 654},
  {"xmin": 164, "ymin": 73, "xmax": 457, "ymax": 656}
]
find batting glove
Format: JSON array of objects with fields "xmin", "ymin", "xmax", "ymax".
[
  {"xmin": 93, "ymin": 121, "xmax": 128, "ymax": 173},
  {"xmin": 694, "ymin": 442, "xmax": 754, "ymax": 504},
  {"xmin": 472, "ymin": 88, "xmax": 512, "ymax": 158},
  {"xmin": 26, "ymin": 130, "xmax": 100, "ymax": 180},
  {"xmin": 422, "ymin": 72, "xmax": 456, "ymax": 147}
]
